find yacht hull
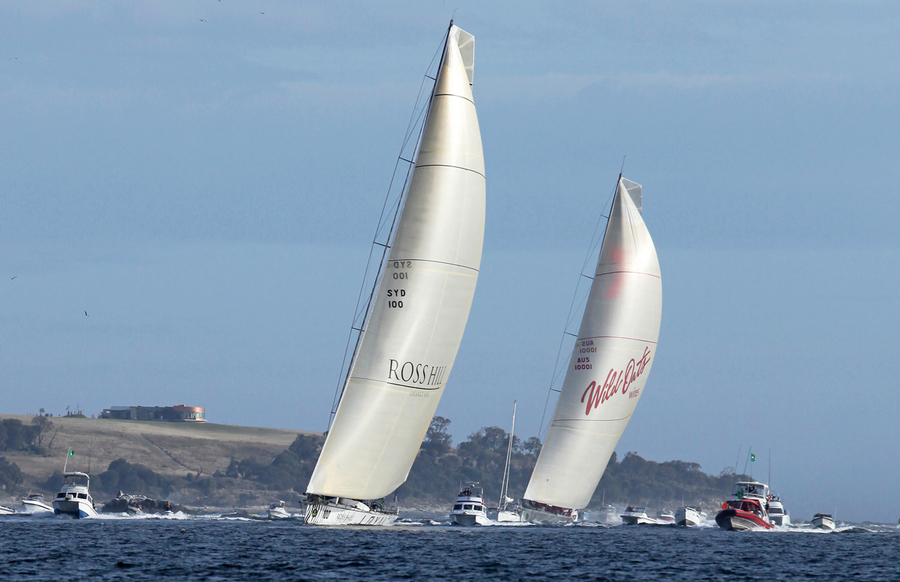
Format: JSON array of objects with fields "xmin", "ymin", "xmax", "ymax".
[
  {"xmin": 53, "ymin": 499, "xmax": 98, "ymax": 519},
  {"xmin": 715, "ymin": 509, "xmax": 773, "ymax": 531},
  {"xmin": 304, "ymin": 501, "xmax": 397, "ymax": 526}
]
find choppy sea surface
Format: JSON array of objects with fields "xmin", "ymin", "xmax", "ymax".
[{"xmin": 2, "ymin": 514, "xmax": 899, "ymax": 581}]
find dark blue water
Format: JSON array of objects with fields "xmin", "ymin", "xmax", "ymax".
[{"xmin": 2, "ymin": 517, "xmax": 898, "ymax": 581}]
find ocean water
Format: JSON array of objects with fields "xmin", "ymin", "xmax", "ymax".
[{"xmin": 1, "ymin": 515, "xmax": 899, "ymax": 581}]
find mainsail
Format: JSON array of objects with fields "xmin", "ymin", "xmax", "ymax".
[
  {"xmin": 307, "ymin": 24, "xmax": 485, "ymax": 501},
  {"xmin": 523, "ymin": 176, "xmax": 661, "ymax": 511}
]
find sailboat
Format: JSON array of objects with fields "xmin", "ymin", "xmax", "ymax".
[
  {"xmin": 304, "ymin": 22, "xmax": 485, "ymax": 526},
  {"xmin": 520, "ymin": 175, "xmax": 662, "ymax": 524},
  {"xmin": 493, "ymin": 401, "xmax": 521, "ymax": 522}
]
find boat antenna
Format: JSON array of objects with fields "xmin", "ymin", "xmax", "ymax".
[
  {"xmin": 619, "ymin": 155, "xmax": 626, "ymax": 175},
  {"xmin": 325, "ymin": 26, "xmax": 450, "ymax": 431}
]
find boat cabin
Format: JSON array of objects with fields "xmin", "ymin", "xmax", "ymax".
[
  {"xmin": 732, "ymin": 481, "xmax": 768, "ymax": 500},
  {"xmin": 724, "ymin": 498, "xmax": 765, "ymax": 517}
]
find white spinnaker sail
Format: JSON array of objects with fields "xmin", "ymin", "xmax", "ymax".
[
  {"xmin": 523, "ymin": 177, "xmax": 661, "ymax": 510},
  {"xmin": 307, "ymin": 25, "xmax": 484, "ymax": 500}
]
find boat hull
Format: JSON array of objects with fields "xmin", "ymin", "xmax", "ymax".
[
  {"xmin": 715, "ymin": 509, "xmax": 773, "ymax": 531},
  {"xmin": 451, "ymin": 512, "xmax": 492, "ymax": 526},
  {"xmin": 675, "ymin": 507, "xmax": 702, "ymax": 527},
  {"xmin": 495, "ymin": 510, "xmax": 522, "ymax": 523},
  {"xmin": 304, "ymin": 501, "xmax": 397, "ymax": 526},
  {"xmin": 521, "ymin": 506, "xmax": 577, "ymax": 525},
  {"xmin": 53, "ymin": 499, "xmax": 98, "ymax": 519},
  {"xmin": 622, "ymin": 515, "xmax": 659, "ymax": 525},
  {"xmin": 268, "ymin": 508, "xmax": 291, "ymax": 519},
  {"xmin": 812, "ymin": 515, "xmax": 835, "ymax": 530}
]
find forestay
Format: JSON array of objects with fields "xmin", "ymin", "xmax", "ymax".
[
  {"xmin": 307, "ymin": 25, "xmax": 485, "ymax": 501},
  {"xmin": 523, "ymin": 177, "xmax": 661, "ymax": 510}
]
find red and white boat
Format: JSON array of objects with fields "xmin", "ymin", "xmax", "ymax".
[{"xmin": 715, "ymin": 481, "xmax": 774, "ymax": 531}]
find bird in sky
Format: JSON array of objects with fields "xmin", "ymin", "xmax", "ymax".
[
  {"xmin": 10, "ymin": 276, "xmax": 16, "ymax": 280},
  {"xmin": 199, "ymin": 18, "xmax": 206, "ymax": 22},
  {"xmin": 84, "ymin": 311, "xmax": 89, "ymax": 316}
]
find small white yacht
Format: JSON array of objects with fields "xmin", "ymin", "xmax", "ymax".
[
  {"xmin": 450, "ymin": 484, "xmax": 491, "ymax": 526},
  {"xmin": 767, "ymin": 495, "xmax": 790, "ymax": 526},
  {"xmin": 658, "ymin": 510, "xmax": 676, "ymax": 524},
  {"xmin": 52, "ymin": 472, "xmax": 98, "ymax": 518},
  {"xmin": 267, "ymin": 500, "xmax": 291, "ymax": 519},
  {"xmin": 0, "ymin": 504, "xmax": 14, "ymax": 515},
  {"xmin": 811, "ymin": 513, "xmax": 835, "ymax": 530},
  {"xmin": 598, "ymin": 504, "xmax": 622, "ymax": 526},
  {"xmin": 21, "ymin": 494, "xmax": 53, "ymax": 515},
  {"xmin": 675, "ymin": 506, "xmax": 704, "ymax": 527},
  {"xmin": 621, "ymin": 506, "xmax": 657, "ymax": 525}
]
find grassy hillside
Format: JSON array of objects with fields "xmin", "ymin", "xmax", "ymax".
[{"xmin": 0, "ymin": 413, "xmax": 313, "ymax": 482}]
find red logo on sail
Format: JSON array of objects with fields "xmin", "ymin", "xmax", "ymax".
[{"xmin": 580, "ymin": 346, "xmax": 652, "ymax": 415}]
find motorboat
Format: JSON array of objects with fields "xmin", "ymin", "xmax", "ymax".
[
  {"xmin": 767, "ymin": 495, "xmax": 790, "ymax": 526},
  {"xmin": 21, "ymin": 494, "xmax": 54, "ymax": 515},
  {"xmin": 675, "ymin": 506, "xmax": 704, "ymax": 527},
  {"xmin": 267, "ymin": 500, "xmax": 291, "ymax": 519},
  {"xmin": 715, "ymin": 481, "xmax": 774, "ymax": 531},
  {"xmin": 598, "ymin": 504, "xmax": 622, "ymax": 526},
  {"xmin": 658, "ymin": 510, "xmax": 675, "ymax": 524},
  {"xmin": 52, "ymin": 472, "xmax": 98, "ymax": 518},
  {"xmin": 812, "ymin": 513, "xmax": 835, "ymax": 530},
  {"xmin": 621, "ymin": 506, "xmax": 657, "ymax": 525},
  {"xmin": 450, "ymin": 484, "xmax": 491, "ymax": 526},
  {"xmin": 0, "ymin": 504, "xmax": 14, "ymax": 515}
]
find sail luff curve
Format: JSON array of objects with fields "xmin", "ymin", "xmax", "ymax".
[
  {"xmin": 523, "ymin": 177, "xmax": 662, "ymax": 510},
  {"xmin": 307, "ymin": 25, "xmax": 485, "ymax": 501}
]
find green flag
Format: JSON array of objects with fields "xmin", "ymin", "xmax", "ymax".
[
  {"xmin": 750, "ymin": 453, "xmax": 755, "ymax": 462},
  {"xmin": 68, "ymin": 449, "xmax": 74, "ymax": 458}
]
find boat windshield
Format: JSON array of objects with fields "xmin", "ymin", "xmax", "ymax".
[{"xmin": 62, "ymin": 475, "xmax": 89, "ymax": 488}]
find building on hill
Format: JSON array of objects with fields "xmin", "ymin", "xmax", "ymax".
[{"xmin": 100, "ymin": 404, "xmax": 206, "ymax": 422}]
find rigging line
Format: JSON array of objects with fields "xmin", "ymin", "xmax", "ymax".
[
  {"xmin": 536, "ymin": 172, "xmax": 622, "ymax": 439},
  {"xmin": 327, "ymin": 26, "xmax": 448, "ymax": 428}
]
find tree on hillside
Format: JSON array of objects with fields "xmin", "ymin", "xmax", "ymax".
[
  {"xmin": 31, "ymin": 416, "xmax": 54, "ymax": 447},
  {"xmin": 0, "ymin": 457, "xmax": 23, "ymax": 492},
  {"xmin": 422, "ymin": 416, "xmax": 453, "ymax": 454}
]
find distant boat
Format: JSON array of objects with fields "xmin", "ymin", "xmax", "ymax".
[
  {"xmin": 52, "ymin": 472, "xmax": 98, "ymax": 519},
  {"xmin": 21, "ymin": 493, "xmax": 54, "ymax": 515},
  {"xmin": 491, "ymin": 401, "xmax": 522, "ymax": 523},
  {"xmin": 715, "ymin": 481, "xmax": 774, "ymax": 531},
  {"xmin": 675, "ymin": 506, "xmax": 704, "ymax": 527},
  {"xmin": 303, "ymin": 21, "xmax": 485, "ymax": 526},
  {"xmin": 657, "ymin": 510, "xmax": 675, "ymax": 524},
  {"xmin": 812, "ymin": 513, "xmax": 835, "ymax": 530},
  {"xmin": 450, "ymin": 484, "xmax": 491, "ymax": 526},
  {"xmin": 521, "ymin": 176, "xmax": 662, "ymax": 524},
  {"xmin": 767, "ymin": 494, "xmax": 790, "ymax": 526},
  {"xmin": 0, "ymin": 504, "xmax": 14, "ymax": 515},
  {"xmin": 621, "ymin": 506, "xmax": 657, "ymax": 525},
  {"xmin": 267, "ymin": 500, "xmax": 291, "ymax": 520}
]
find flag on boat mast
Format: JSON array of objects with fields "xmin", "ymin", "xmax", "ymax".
[
  {"xmin": 68, "ymin": 449, "xmax": 74, "ymax": 458},
  {"xmin": 750, "ymin": 453, "xmax": 755, "ymax": 462}
]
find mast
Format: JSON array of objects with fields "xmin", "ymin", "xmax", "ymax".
[{"xmin": 498, "ymin": 401, "xmax": 517, "ymax": 511}]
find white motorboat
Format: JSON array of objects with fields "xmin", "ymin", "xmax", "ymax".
[
  {"xmin": 621, "ymin": 506, "xmax": 658, "ymax": 525},
  {"xmin": 52, "ymin": 472, "xmax": 98, "ymax": 518},
  {"xmin": 812, "ymin": 513, "xmax": 835, "ymax": 530},
  {"xmin": 450, "ymin": 484, "xmax": 491, "ymax": 526},
  {"xmin": 521, "ymin": 176, "xmax": 662, "ymax": 524},
  {"xmin": 675, "ymin": 506, "xmax": 704, "ymax": 527},
  {"xmin": 267, "ymin": 500, "xmax": 291, "ymax": 519},
  {"xmin": 302, "ymin": 21, "xmax": 485, "ymax": 527},
  {"xmin": 21, "ymin": 494, "xmax": 54, "ymax": 515},
  {"xmin": 658, "ymin": 510, "xmax": 676, "ymax": 524},
  {"xmin": 598, "ymin": 504, "xmax": 622, "ymax": 526},
  {"xmin": 767, "ymin": 495, "xmax": 790, "ymax": 526},
  {"xmin": 0, "ymin": 504, "xmax": 14, "ymax": 515}
]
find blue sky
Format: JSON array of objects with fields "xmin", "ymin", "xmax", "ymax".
[{"xmin": 2, "ymin": 1, "xmax": 899, "ymax": 522}]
